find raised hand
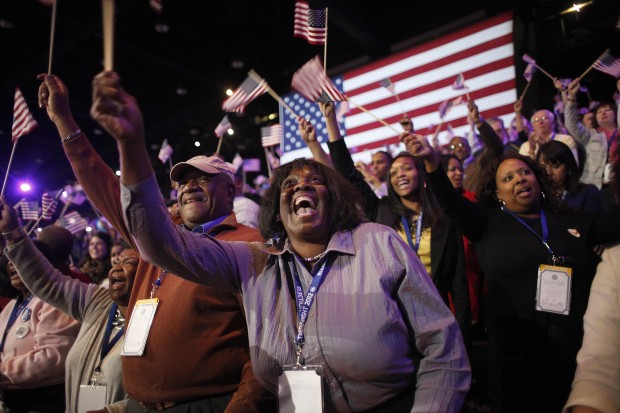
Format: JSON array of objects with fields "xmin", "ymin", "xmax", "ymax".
[
  {"xmin": 37, "ymin": 74, "xmax": 74, "ymax": 125},
  {"xmin": 90, "ymin": 71, "xmax": 144, "ymax": 144},
  {"xmin": 0, "ymin": 196, "xmax": 20, "ymax": 234},
  {"xmin": 298, "ymin": 117, "xmax": 318, "ymax": 145},
  {"xmin": 401, "ymin": 132, "xmax": 439, "ymax": 172}
]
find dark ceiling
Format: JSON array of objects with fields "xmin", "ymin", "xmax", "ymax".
[{"xmin": 0, "ymin": 0, "xmax": 618, "ymax": 203}]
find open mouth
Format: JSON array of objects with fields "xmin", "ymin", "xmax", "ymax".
[
  {"xmin": 396, "ymin": 178, "xmax": 410, "ymax": 190},
  {"xmin": 516, "ymin": 187, "xmax": 532, "ymax": 197},
  {"xmin": 293, "ymin": 195, "xmax": 318, "ymax": 217},
  {"xmin": 109, "ymin": 273, "xmax": 126, "ymax": 289}
]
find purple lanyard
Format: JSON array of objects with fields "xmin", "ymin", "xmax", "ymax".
[{"xmin": 290, "ymin": 255, "xmax": 329, "ymax": 349}]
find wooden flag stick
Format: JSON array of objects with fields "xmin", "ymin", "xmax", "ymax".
[
  {"xmin": 323, "ymin": 8, "xmax": 329, "ymax": 74},
  {"xmin": 263, "ymin": 147, "xmax": 273, "ymax": 178},
  {"xmin": 1, "ymin": 141, "xmax": 19, "ymax": 197},
  {"xmin": 392, "ymin": 93, "xmax": 408, "ymax": 119},
  {"xmin": 518, "ymin": 79, "xmax": 533, "ymax": 102},
  {"xmin": 347, "ymin": 98, "xmax": 399, "ymax": 133},
  {"xmin": 578, "ymin": 49, "xmax": 609, "ymax": 80},
  {"xmin": 58, "ymin": 197, "xmax": 72, "ymax": 220},
  {"xmin": 47, "ymin": 0, "xmax": 58, "ymax": 74},
  {"xmin": 215, "ymin": 137, "xmax": 224, "ymax": 156},
  {"xmin": 248, "ymin": 70, "xmax": 300, "ymax": 118},
  {"xmin": 431, "ymin": 121, "xmax": 444, "ymax": 151},
  {"xmin": 532, "ymin": 63, "xmax": 555, "ymax": 81},
  {"xmin": 102, "ymin": 0, "xmax": 115, "ymax": 71}
]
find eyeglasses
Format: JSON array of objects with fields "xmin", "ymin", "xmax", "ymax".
[
  {"xmin": 450, "ymin": 143, "xmax": 465, "ymax": 150},
  {"xmin": 532, "ymin": 116, "xmax": 549, "ymax": 123}
]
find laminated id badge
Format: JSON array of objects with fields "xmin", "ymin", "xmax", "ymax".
[
  {"xmin": 278, "ymin": 365, "xmax": 323, "ymax": 413},
  {"xmin": 78, "ymin": 384, "xmax": 106, "ymax": 413},
  {"xmin": 536, "ymin": 264, "xmax": 572, "ymax": 315},
  {"xmin": 122, "ymin": 298, "xmax": 159, "ymax": 356}
]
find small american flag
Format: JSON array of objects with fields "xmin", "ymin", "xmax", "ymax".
[
  {"xmin": 20, "ymin": 201, "xmax": 40, "ymax": 220},
  {"xmin": 12, "ymin": 88, "xmax": 38, "ymax": 142},
  {"xmin": 523, "ymin": 63, "xmax": 536, "ymax": 82},
  {"xmin": 522, "ymin": 53, "xmax": 536, "ymax": 65},
  {"xmin": 242, "ymin": 158, "xmax": 261, "ymax": 172},
  {"xmin": 58, "ymin": 211, "xmax": 89, "ymax": 234},
  {"xmin": 451, "ymin": 73, "xmax": 467, "ymax": 90},
  {"xmin": 292, "ymin": 56, "xmax": 346, "ymax": 103},
  {"xmin": 438, "ymin": 97, "xmax": 464, "ymax": 119},
  {"xmin": 293, "ymin": 1, "xmax": 327, "ymax": 46},
  {"xmin": 222, "ymin": 74, "xmax": 269, "ymax": 113},
  {"xmin": 149, "ymin": 0, "xmax": 162, "ymax": 13},
  {"xmin": 41, "ymin": 190, "xmax": 61, "ymax": 220},
  {"xmin": 158, "ymin": 139, "xmax": 174, "ymax": 163},
  {"xmin": 261, "ymin": 125, "xmax": 284, "ymax": 147},
  {"xmin": 214, "ymin": 115, "xmax": 231, "ymax": 138},
  {"xmin": 593, "ymin": 50, "xmax": 620, "ymax": 79},
  {"xmin": 379, "ymin": 78, "xmax": 395, "ymax": 94},
  {"xmin": 336, "ymin": 101, "xmax": 350, "ymax": 122}
]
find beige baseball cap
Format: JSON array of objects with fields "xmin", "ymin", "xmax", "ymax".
[{"xmin": 169, "ymin": 155, "xmax": 236, "ymax": 182}]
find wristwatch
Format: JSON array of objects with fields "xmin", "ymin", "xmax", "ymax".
[{"xmin": 2, "ymin": 227, "xmax": 25, "ymax": 242}]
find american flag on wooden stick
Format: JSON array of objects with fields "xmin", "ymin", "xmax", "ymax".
[
  {"xmin": 293, "ymin": 1, "xmax": 327, "ymax": 45},
  {"xmin": 12, "ymin": 88, "xmax": 38, "ymax": 142},
  {"xmin": 222, "ymin": 74, "xmax": 269, "ymax": 113},
  {"xmin": 291, "ymin": 56, "xmax": 346, "ymax": 103}
]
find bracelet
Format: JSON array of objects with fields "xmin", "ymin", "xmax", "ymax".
[{"xmin": 61, "ymin": 129, "xmax": 83, "ymax": 144}]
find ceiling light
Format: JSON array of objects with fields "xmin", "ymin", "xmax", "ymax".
[
  {"xmin": 231, "ymin": 60, "xmax": 245, "ymax": 69},
  {"xmin": 176, "ymin": 87, "xmax": 187, "ymax": 96},
  {"xmin": 227, "ymin": 128, "xmax": 234, "ymax": 135},
  {"xmin": 268, "ymin": 113, "xmax": 278, "ymax": 120},
  {"xmin": 561, "ymin": 1, "xmax": 592, "ymax": 14},
  {"xmin": 226, "ymin": 89, "xmax": 234, "ymax": 96},
  {"xmin": 194, "ymin": 141, "xmax": 201, "ymax": 147}
]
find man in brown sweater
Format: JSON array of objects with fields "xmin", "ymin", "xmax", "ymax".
[{"xmin": 37, "ymin": 73, "xmax": 274, "ymax": 413}]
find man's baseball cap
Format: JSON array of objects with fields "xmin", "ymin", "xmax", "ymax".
[{"xmin": 169, "ymin": 155, "xmax": 236, "ymax": 182}]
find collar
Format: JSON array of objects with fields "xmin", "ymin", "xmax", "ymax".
[
  {"xmin": 181, "ymin": 213, "xmax": 238, "ymax": 235},
  {"xmin": 275, "ymin": 228, "xmax": 357, "ymax": 259}
]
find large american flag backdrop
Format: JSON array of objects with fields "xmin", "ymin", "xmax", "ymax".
[{"xmin": 280, "ymin": 12, "xmax": 517, "ymax": 164}]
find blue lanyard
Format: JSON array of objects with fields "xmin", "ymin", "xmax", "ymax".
[
  {"xmin": 401, "ymin": 213, "xmax": 423, "ymax": 252},
  {"xmin": 0, "ymin": 295, "xmax": 33, "ymax": 353},
  {"xmin": 504, "ymin": 209, "xmax": 556, "ymax": 261},
  {"xmin": 290, "ymin": 255, "xmax": 330, "ymax": 349},
  {"xmin": 99, "ymin": 303, "xmax": 124, "ymax": 364}
]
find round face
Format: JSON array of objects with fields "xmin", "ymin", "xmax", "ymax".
[
  {"xmin": 449, "ymin": 137, "xmax": 471, "ymax": 161},
  {"xmin": 495, "ymin": 158, "xmax": 541, "ymax": 215},
  {"xmin": 89, "ymin": 236, "xmax": 109, "ymax": 261},
  {"xmin": 107, "ymin": 248, "xmax": 139, "ymax": 306},
  {"xmin": 370, "ymin": 152, "xmax": 390, "ymax": 182},
  {"xmin": 177, "ymin": 169, "xmax": 233, "ymax": 229},
  {"xmin": 110, "ymin": 244, "xmax": 124, "ymax": 266},
  {"xmin": 389, "ymin": 157, "xmax": 420, "ymax": 199},
  {"xmin": 531, "ymin": 110, "xmax": 554, "ymax": 137},
  {"xmin": 583, "ymin": 112, "xmax": 594, "ymax": 129},
  {"xmin": 488, "ymin": 119, "xmax": 508, "ymax": 144},
  {"xmin": 279, "ymin": 165, "xmax": 331, "ymax": 245},
  {"xmin": 446, "ymin": 157, "xmax": 464, "ymax": 190},
  {"xmin": 595, "ymin": 105, "xmax": 615, "ymax": 128},
  {"xmin": 7, "ymin": 262, "xmax": 28, "ymax": 294},
  {"xmin": 540, "ymin": 159, "xmax": 568, "ymax": 189}
]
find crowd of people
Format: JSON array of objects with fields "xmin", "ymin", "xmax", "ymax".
[{"xmin": 0, "ymin": 64, "xmax": 617, "ymax": 413}]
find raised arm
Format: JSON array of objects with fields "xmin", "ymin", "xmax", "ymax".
[
  {"xmin": 564, "ymin": 78, "xmax": 592, "ymax": 145},
  {"xmin": 401, "ymin": 132, "xmax": 489, "ymax": 242},
  {"xmin": 0, "ymin": 196, "xmax": 100, "ymax": 321},
  {"xmin": 297, "ymin": 116, "xmax": 333, "ymax": 168},
  {"xmin": 468, "ymin": 100, "xmax": 504, "ymax": 164},
  {"xmin": 38, "ymin": 74, "xmax": 135, "ymax": 247}
]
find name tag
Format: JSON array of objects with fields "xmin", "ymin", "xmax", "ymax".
[
  {"xmin": 78, "ymin": 384, "xmax": 107, "ymax": 413},
  {"xmin": 536, "ymin": 264, "xmax": 572, "ymax": 315},
  {"xmin": 278, "ymin": 366, "xmax": 323, "ymax": 413},
  {"xmin": 122, "ymin": 298, "xmax": 159, "ymax": 356}
]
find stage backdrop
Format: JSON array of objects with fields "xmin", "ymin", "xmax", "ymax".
[{"xmin": 280, "ymin": 11, "xmax": 517, "ymax": 164}]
